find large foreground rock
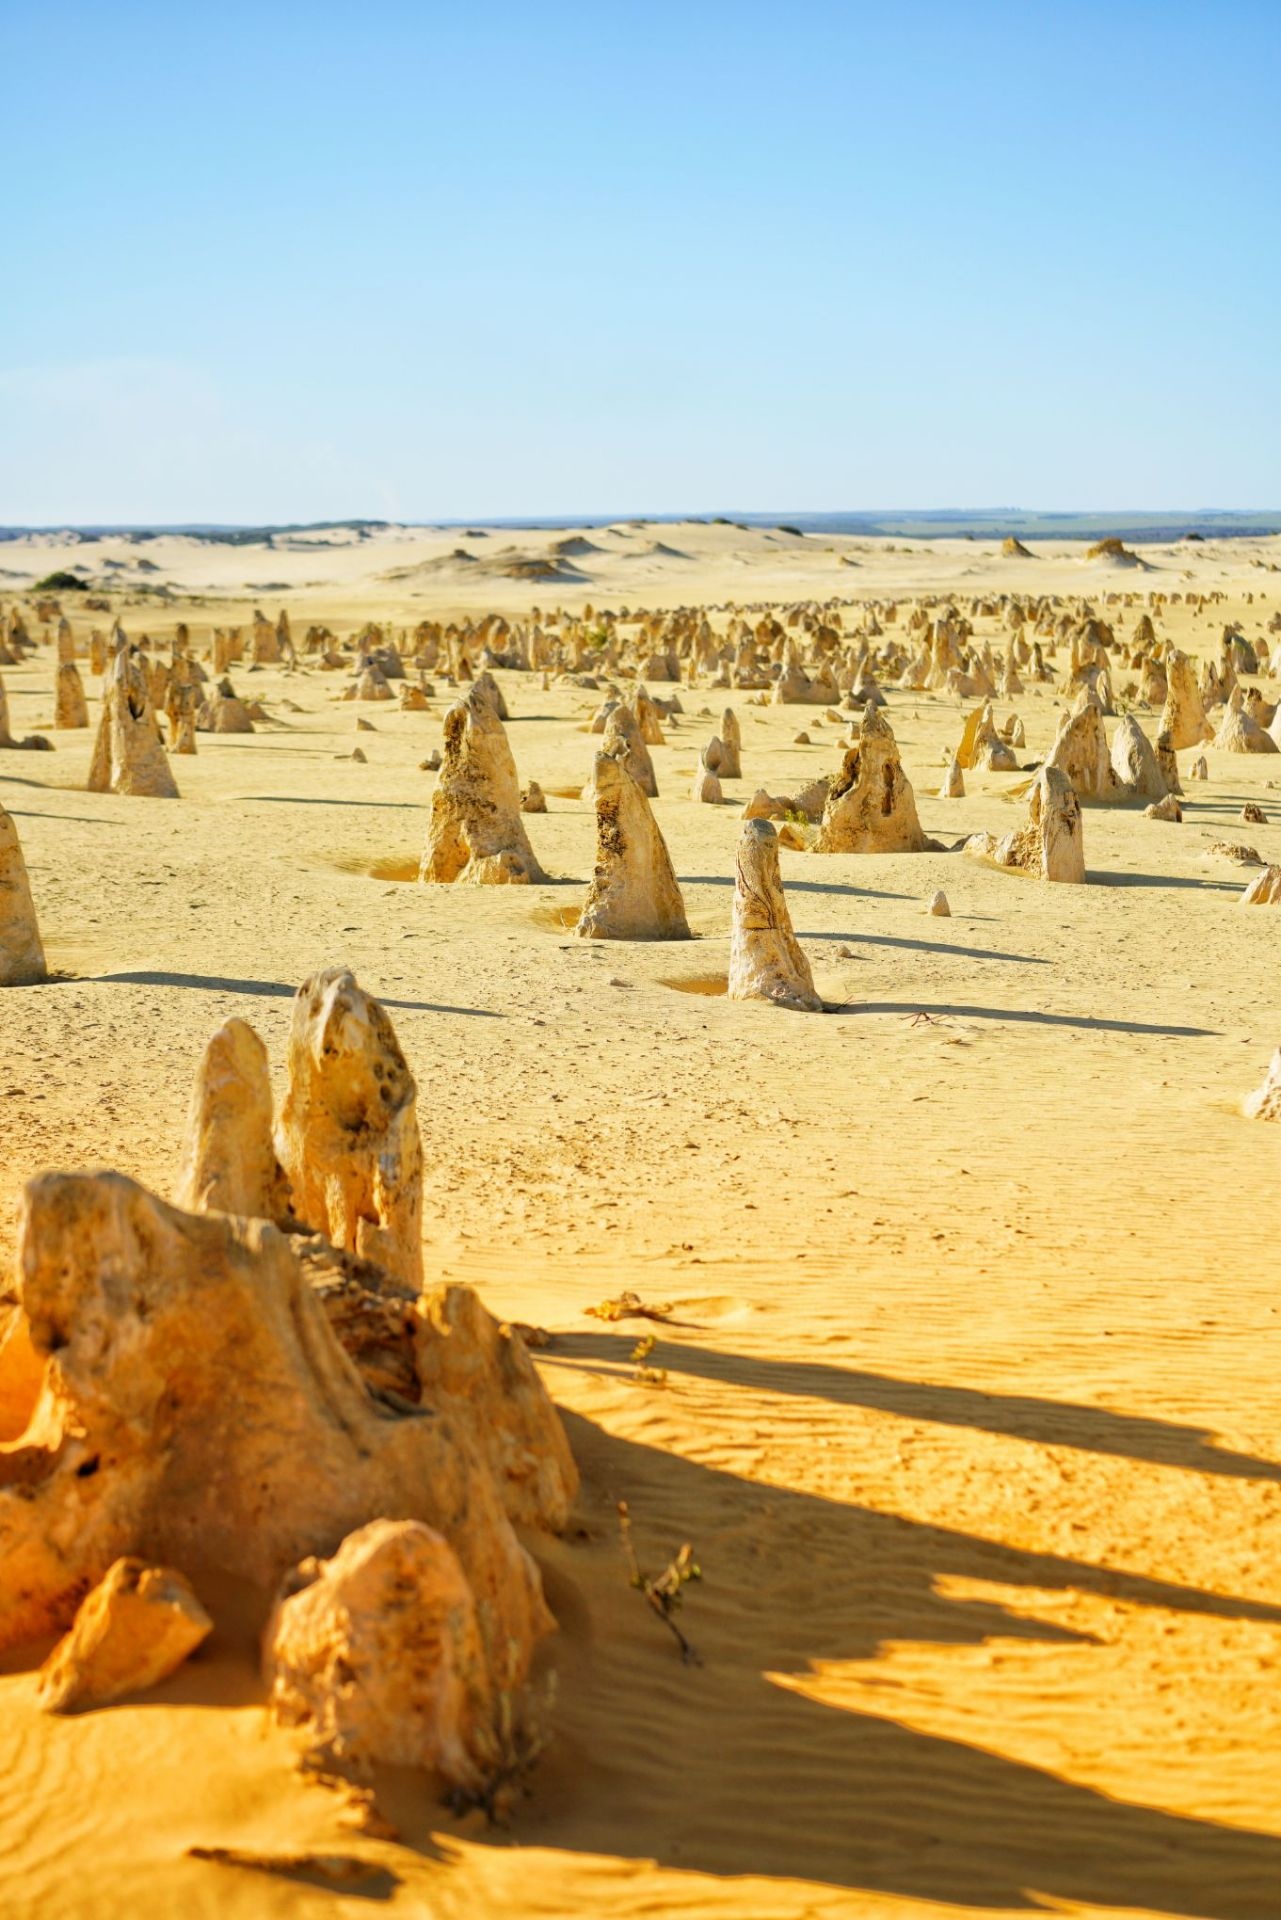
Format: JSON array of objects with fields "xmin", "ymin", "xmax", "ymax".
[{"xmin": 0, "ymin": 1173, "xmax": 557, "ymax": 1685}]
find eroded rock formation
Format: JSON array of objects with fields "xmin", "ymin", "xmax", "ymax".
[
  {"xmin": 420, "ymin": 689, "xmax": 548, "ymax": 885},
  {"xmin": 276, "ymin": 968, "xmax": 424, "ymax": 1290},
  {"xmin": 38, "ymin": 1559, "xmax": 212, "ymax": 1712},
  {"xmin": 0, "ymin": 804, "xmax": 47, "ymax": 986},
  {"xmin": 728, "ymin": 819, "xmax": 821, "ymax": 1011},
  {"xmin": 174, "ymin": 1017, "xmax": 294, "ymax": 1223},
  {"xmin": 577, "ymin": 753, "xmax": 689, "ymax": 940},
  {"xmin": 815, "ymin": 705, "xmax": 927, "ymax": 854}
]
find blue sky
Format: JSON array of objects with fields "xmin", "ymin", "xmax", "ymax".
[{"xmin": 2, "ymin": 1, "xmax": 1278, "ymax": 523}]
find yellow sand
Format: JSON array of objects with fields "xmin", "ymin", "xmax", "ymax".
[{"xmin": 2, "ymin": 522, "xmax": 1280, "ymax": 1919}]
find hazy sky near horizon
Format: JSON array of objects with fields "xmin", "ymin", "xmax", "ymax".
[{"xmin": 3, "ymin": 0, "xmax": 1278, "ymax": 524}]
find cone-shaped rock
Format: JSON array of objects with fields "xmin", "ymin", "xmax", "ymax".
[
  {"xmin": 728, "ymin": 819, "xmax": 822, "ymax": 1011},
  {"xmin": 54, "ymin": 661, "xmax": 89, "ymax": 729},
  {"xmin": 577, "ymin": 753, "xmax": 689, "ymax": 941},
  {"xmin": 420, "ymin": 688, "xmax": 547, "ymax": 885},
  {"xmin": 174, "ymin": 1017, "xmax": 295, "ymax": 1223},
  {"xmin": 1160, "ymin": 649, "xmax": 1212, "ymax": 751},
  {"xmin": 87, "ymin": 647, "xmax": 178, "ymax": 798},
  {"xmin": 601, "ymin": 701, "xmax": 658, "ymax": 797},
  {"xmin": 0, "ymin": 805, "xmax": 47, "ymax": 985},
  {"xmin": 276, "ymin": 968, "xmax": 424, "ymax": 1290},
  {"xmin": 815, "ymin": 705, "xmax": 926, "ymax": 853}
]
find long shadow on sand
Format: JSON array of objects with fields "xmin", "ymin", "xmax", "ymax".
[
  {"xmin": 1090, "ymin": 870, "xmax": 1242, "ymax": 893},
  {"xmin": 682, "ymin": 872, "xmax": 915, "ymax": 902},
  {"xmin": 800, "ymin": 929, "xmax": 1048, "ymax": 965},
  {"xmin": 83, "ymin": 970, "xmax": 501, "ymax": 1017},
  {"xmin": 551, "ymin": 1331, "xmax": 1281, "ymax": 1484},
  {"xmin": 238, "ymin": 795, "xmax": 424, "ymax": 809},
  {"xmin": 462, "ymin": 1412, "xmax": 1281, "ymax": 1916},
  {"xmin": 837, "ymin": 1000, "xmax": 1215, "ymax": 1036}
]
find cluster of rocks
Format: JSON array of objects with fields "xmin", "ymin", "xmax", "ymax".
[{"xmin": 0, "ymin": 967, "xmax": 577, "ymax": 1800}]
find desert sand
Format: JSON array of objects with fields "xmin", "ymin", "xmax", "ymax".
[{"xmin": 2, "ymin": 518, "xmax": 1281, "ymax": 1919}]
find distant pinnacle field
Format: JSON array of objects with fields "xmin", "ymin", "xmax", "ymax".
[{"xmin": 2, "ymin": 518, "xmax": 1280, "ymax": 1920}]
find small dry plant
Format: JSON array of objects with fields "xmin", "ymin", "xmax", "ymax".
[
  {"xmin": 446, "ymin": 1667, "xmax": 559, "ymax": 1826},
  {"xmin": 629, "ymin": 1332, "xmax": 668, "ymax": 1386},
  {"xmin": 618, "ymin": 1500, "xmax": 702, "ymax": 1665}
]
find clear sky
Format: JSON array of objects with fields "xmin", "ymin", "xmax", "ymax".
[{"xmin": 3, "ymin": 0, "xmax": 1278, "ymax": 524}]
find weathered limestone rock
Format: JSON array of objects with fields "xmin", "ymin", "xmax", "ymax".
[
  {"xmin": 577, "ymin": 753, "xmax": 689, "ymax": 941},
  {"xmin": 728, "ymin": 819, "xmax": 822, "ymax": 1012},
  {"xmin": 471, "ymin": 669, "xmax": 509, "ymax": 722},
  {"xmin": 264, "ymin": 1519, "xmax": 492, "ymax": 1789},
  {"xmin": 415, "ymin": 1285, "xmax": 579, "ymax": 1531},
  {"xmin": 355, "ymin": 666, "xmax": 392, "ymax": 702},
  {"xmin": 692, "ymin": 745, "xmax": 723, "ymax": 803},
  {"xmin": 1045, "ymin": 696, "xmax": 1117, "ymax": 800},
  {"xmin": 601, "ymin": 702, "xmax": 658, "ymax": 797},
  {"xmin": 87, "ymin": 648, "xmax": 179, "ymax": 798},
  {"xmin": 1242, "ymin": 803, "xmax": 1268, "ymax": 826},
  {"xmin": 1190, "ymin": 755, "xmax": 1209, "ymax": 780},
  {"xmin": 1241, "ymin": 865, "xmax": 1281, "ymax": 905},
  {"xmin": 276, "ymin": 969, "xmax": 424, "ymax": 1290},
  {"xmin": 0, "ymin": 805, "xmax": 47, "ymax": 985},
  {"xmin": 1144, "ymin": 795, "xmax": 1182, "ymax": 822},
  {"xmin": 1110, "ymin": 713, "xmax": 1168, "ymax": 800},
  {"xmin": 632, "ymin": 687, "xmax": 665, "ymax": 745},
  {"xmin": 0, "ymin": 1172, "xmax": 555, "ymax": 1678},
  {"xmin": 1214, "ymin": 690, "xmax": 1278, "ymax": 754},
  {"xmin": 38, "ymin": 1559, "xmax": 212, "ymax": 1712},
  {"xmin": 815, "ymin": 706, "xmax": 927, "ymax": 854},
  {"xmin": 967, "ymin": 766, "xmax": 1085, "ymax": 883},
  {"xmin": 1245, "ymin": 1048, "xmax": 1281, "ymax": 1120},
  {"xmin": 956, "ymin": 702, "xmax": 1017, "ymax": 772},
  {"xmin": 1160, "ymin": 649, "xmax": 1212, "ymax": 750},
  {"xmin": 941, "ymin": 754, "xmax": 965, "ymax": 798},
  {"xmin": 927, "ymin": 890, "xmax": 951, "ymax": 916},
  {"xmin": 55, "ymin": 661, "xmax": 89, "ymax": 729},
  {"xmin": 718, "ymin": 707, "xmax": 742, "ymax": 779},
  {"xmin": 174, "ymin": 1018, "xmax": 294, "ymax": 1223},
  {"xmin": 197, "ymin": 689, "xmax": 255, "ymax": 733},
  {"xmin": 743, "ymin": 788, "xmax": 786, "ymax": 821},
  {"xmin": 520, "ymin": 781, "xmax": 547, "ymax": 813},
  {"xmin": 420, "ymin": 689, "xmax": 548, "ymax": 886}
]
